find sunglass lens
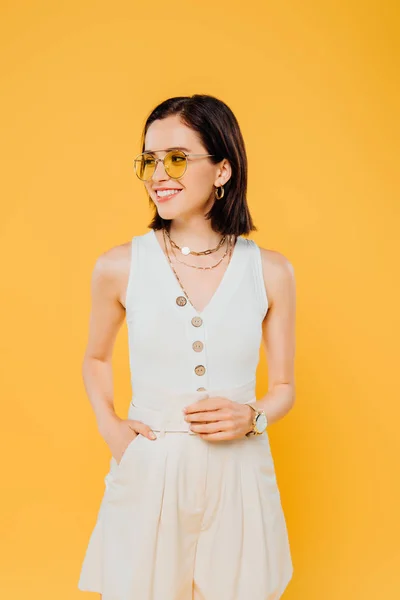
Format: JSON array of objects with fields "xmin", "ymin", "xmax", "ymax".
[
  {"xmin": 164, "ymin": 150, "xmax": 187, "ymax": 178},
  {"xmin": 134, "ymin": 153, "xmax": 156, "ymax": 180}
]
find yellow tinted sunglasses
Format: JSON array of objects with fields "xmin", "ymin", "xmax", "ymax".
[{"xmin": 133, "ymin": 149, "xmax": 215, "ymax": 181}]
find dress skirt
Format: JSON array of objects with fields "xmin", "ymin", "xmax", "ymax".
[{"xmin": 77, "ymin": 388, "xmax": 294, "ymax": 600}]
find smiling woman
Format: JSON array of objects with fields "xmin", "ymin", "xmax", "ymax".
[{"xmin": 77, "ymin": 94, "xmax": 296, "ymax": 600}]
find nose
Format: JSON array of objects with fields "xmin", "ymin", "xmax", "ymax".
[{"xmin": 151, "ymin": 158, "xmax": 169, "ymax": 182}]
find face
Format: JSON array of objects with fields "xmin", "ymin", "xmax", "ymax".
[{"xmin": 141, "ymin": 114, "xmax": 231, "ymax": 221}]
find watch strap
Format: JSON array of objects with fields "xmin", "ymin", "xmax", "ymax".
[
  {"xmin": 245, "ymin": 402, "xmax": 267, "ymax": 436},
  {"xmin": 246, "ymin": 403, "xmax": 259, "ymax": 436}
]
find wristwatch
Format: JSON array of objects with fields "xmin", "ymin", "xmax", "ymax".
[{"xmin": 245, "ymin": 403, "xmax": 268, "ymax": 436}]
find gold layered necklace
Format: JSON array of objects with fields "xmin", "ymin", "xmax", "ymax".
[
  {"xmin": 164, "ymin": 227, "xmax": 227, "ymax": 256},
  {"xmin": 161, "ymin": 227, "xmax": 235, "ymax": 306}
]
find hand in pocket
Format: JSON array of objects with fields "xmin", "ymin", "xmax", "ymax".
[{"xmin": 101, "ymin": 416, "xmax": 157, "ymax": 465}]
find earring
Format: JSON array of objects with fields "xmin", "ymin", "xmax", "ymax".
[{"xmin": 215, "ymin": 185, "xmax": 224, "ymax": 200}]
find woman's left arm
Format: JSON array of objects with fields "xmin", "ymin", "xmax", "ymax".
[{"xmin": 250, "ymin": 248, "xmax": 297, "ymax": 426}]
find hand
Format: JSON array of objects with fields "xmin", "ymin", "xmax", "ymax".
[
  {"xmin": 183, "ymin": 396, "xmax": 254, "ymax": 441},
  {"xmin": 100, "ymin": 415, "xmax": 157, "ymax": 464}
]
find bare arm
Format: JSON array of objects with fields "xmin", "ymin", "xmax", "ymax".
[
  {"xmin": 251, "ymin": 248, "xmax": 297, "ymax": 425},
  {"xmin": 82, "ymin": 245, "xmax": 128, "ymax": 435},
  {"xmin": 82, "ymin": 241, "xmax": 156, "ymax": 463}
]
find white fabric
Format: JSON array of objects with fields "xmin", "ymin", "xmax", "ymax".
[{"xmin": 77, "ymin": 229, "xmax": 294, "ymax": 599}]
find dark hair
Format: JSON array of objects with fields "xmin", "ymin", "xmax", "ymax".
[{"xmin": 139, "ymin": 94, "xmax": 257, "ymax": 237}]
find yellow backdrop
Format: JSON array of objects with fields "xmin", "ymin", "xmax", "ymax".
[{"xmin": 0, "ymin": 1, "xmax": 399, "ymax": 598}]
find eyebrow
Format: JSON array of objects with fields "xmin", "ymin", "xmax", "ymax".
[{"xmin": 143, "ymin": 146, "xmax": 191, "ymax": 153}]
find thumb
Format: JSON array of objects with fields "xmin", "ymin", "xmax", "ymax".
[{"xmin": 127, "ymin": 419, "xmax": 157, "ymax": 440}]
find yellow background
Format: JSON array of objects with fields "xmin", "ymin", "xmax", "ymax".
[{"xmin": 0, "ymin": 1, "xmax": 399, "ymax": 598}]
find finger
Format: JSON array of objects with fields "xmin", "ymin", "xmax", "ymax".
[
  {"xmin": 185, "ymin": 410, "xmax": 224, "ymax": 423},
  {"xmin": 127, "ymin": 419, "xmax": 157, "ymax": 440},
  {"xmin": 189, "ymin": 421, "xmax": 230, "ymax": 434},
  {"xmin": 198, "ymin": 430, "xmax": 239, "ymax": 442}
]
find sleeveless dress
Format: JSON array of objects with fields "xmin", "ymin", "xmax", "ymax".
[{"xmin": 77, "ymin": 229, "xmax": 294, "ymax": 600}]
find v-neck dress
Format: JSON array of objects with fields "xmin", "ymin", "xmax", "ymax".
[{"xmin": 77, "ymin": 229, "xmax": 294, "ymax": 600}]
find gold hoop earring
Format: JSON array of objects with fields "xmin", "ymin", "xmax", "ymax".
[{"xmin": 215, "ymin": 185, "xmax": 224, "ymax": 200}]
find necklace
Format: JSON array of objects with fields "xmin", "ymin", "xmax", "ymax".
[
  {"xmin": 167, "ymin": 230, "xmax": 232, "ymax": 270},
  {"xmin": 164, "ymin": 227, "xmax": 226, "ymax": 256},
  {"xmin": 162, "ymin": 228, "xmax": 235, "ymax": 307}
]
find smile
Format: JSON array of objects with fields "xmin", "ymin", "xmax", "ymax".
[{"xmin": 156, "ymin": 189, "xmax": 182, "ymax": 202}]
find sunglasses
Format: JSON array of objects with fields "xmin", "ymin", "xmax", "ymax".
[{"xmin": 133, "ymin": 149, "xmax": 215, "ymax": 181}]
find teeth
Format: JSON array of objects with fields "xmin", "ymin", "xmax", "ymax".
[{"xmin": 157, "ymin": 189, "xmax": 181, "ymax": 197}]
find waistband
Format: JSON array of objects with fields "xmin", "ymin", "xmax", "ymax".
[{"xmin": 128, "ymin": 380, "xmax": 257, "ymax": 436}]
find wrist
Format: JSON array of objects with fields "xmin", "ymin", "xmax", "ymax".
[
  {"xmin": 97, "ymin": 410, "xmax": 120, "ymax": 436},
  {"xmin": 244, "ymin": 404, "xmax": 255, "ymax": 434},
  {"xmin": 245, "ymin": 402, "xmax": 268, "ymax": 435}
]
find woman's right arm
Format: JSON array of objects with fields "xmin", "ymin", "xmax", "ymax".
[
  {"xmin": 82, "ymin": 247, "xmax": 126, "ymax": 436},
  {"xmin": 82, "ymin": 245, "xmax": 156, "ymax": 462}
]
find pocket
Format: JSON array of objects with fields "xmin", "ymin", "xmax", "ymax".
[{"xmin": 114, "ymin": 433, "xmax": 140, "ymax": 470}]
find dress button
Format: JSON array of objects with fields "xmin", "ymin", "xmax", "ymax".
[
  {"xmin": 191, "ymin": 316, "xmax": 203, "ymax": 327},
  {"xmin": 194, "ymin": 365, "xmax": 206, "ymax": 376},
  {"xmin": 192, "ymin": 341, "xmax": 204, "ymax": 352},
  {"xmin": 176, "ymin": 296, "xmax": 187, "ymax": 306},
  {"xmin": 196, "ymin": 387, "xmax": 206, "ymax": 391}
]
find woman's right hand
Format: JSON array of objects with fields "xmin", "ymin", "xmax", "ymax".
[{"xmin": 100, "ymin": 416, "xmax": 157, "ymax": 465}]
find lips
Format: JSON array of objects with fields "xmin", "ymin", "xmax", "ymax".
[{"xmin": 155, "ymin": 189, "xmax": 182, "ymax": 203}]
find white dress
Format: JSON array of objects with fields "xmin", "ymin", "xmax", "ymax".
[{"xmin": 77, "ymin": 229, "xmax": 294, "ymax": 599}]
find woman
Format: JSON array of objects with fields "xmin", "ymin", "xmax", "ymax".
[{"xmin": 78, "ymin": 94, "xmax": 296, "ymax": 600}]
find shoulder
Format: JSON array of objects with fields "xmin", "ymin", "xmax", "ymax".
[
  {"xmin": 93, "ymin": 240, "xmax": 132, "ymax": 279},
  {"xmin": 90, "ymin": 239, "xmax": 133, "ymax": 303},
  {"xmin": 257, "ymin": 245, "xmax": 296, "ymax": 309}
]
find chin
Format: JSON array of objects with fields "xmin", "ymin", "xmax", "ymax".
[
  {"xmin": 156, "ymin": 205, "xmax": 180, "ymax": 220},
  {"xmin": 156, "ymin": 199, "xmax": 187, "ymax": 217}
]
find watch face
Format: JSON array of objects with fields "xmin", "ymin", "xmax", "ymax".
[{"xmin": 255, "ymin": 413, "xmax": 267, "ymax": 433}]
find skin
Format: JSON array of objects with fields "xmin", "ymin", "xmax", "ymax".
[{"xmin": 82, "ymin": 114, "xmax": 296, "ymax": 468}]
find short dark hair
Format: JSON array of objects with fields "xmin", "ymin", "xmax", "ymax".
[{"xmin": 139, "ymin": 94, "xmax": 257, "ymax": 236}]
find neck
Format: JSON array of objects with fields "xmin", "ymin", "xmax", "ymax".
[{"xmin": 166, "ymin": 222, "xmax": 225, "ymax": 251}]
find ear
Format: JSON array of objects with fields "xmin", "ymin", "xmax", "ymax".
[{"xmin": 214, "ymin": 158, "xmax": 232, "ymax": 187}]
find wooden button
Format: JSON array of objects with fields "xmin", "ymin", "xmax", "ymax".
[
  {"xmin": 191, "ymin": 316, "xmax": 203, "ymax": 327},
  {"xmin": 196, "ymin": 387, "xmax": 206, "ymax": 391},
  {"xmin": 192, "ymin": 341, "xmax": 204, "ymax": 352},
  {"xmin": 176, "ymin": 296, "xmax": 187, "ymax": 306},
  {"xmin": 194, "ymin": 365, "xmax": 206, "ymax": 376}
]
